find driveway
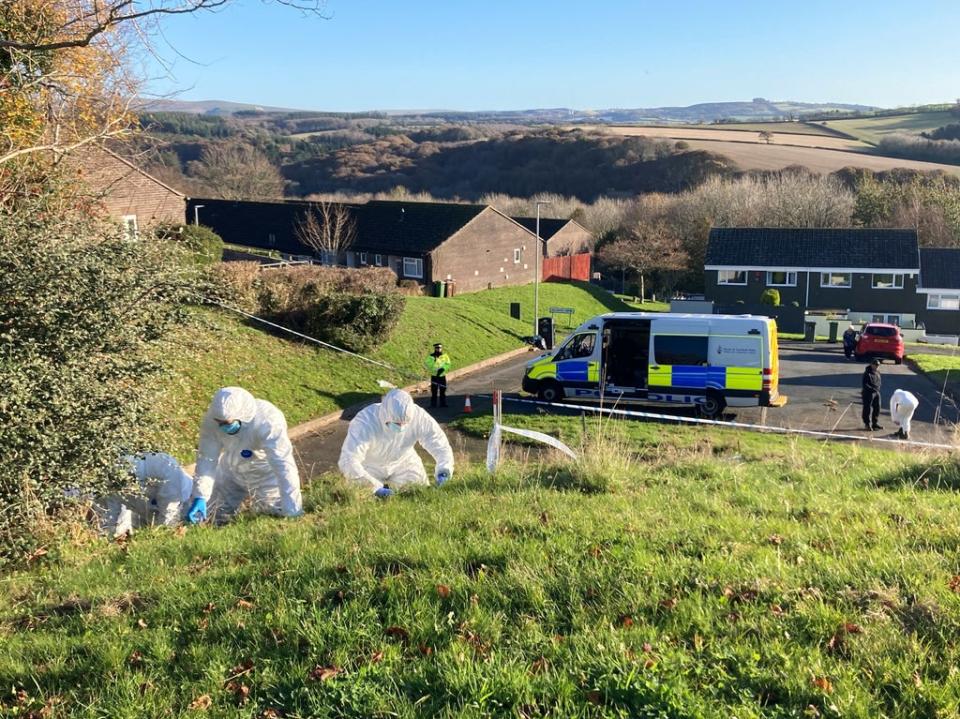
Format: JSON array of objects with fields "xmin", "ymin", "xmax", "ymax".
[{"xmin": 293, "ymin": 342, "xmax": 957, "ymax": 478}]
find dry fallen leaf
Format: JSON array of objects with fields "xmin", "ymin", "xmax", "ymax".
[
  {"xmin": 385, "ymin": 626, "xmax": 410, "ymax": 643},
  {"xmin": 585, "ymin": 690, "xmax": 602, "ymax": 705},
  {"xmin": 136, "ymin": 618, "xmax": 148, "ymax": 630},
  {"xmin": 127, "ymin": 650, "xmax": 144, "ymax": 668},
  {"xmin": 538, "ymin": 511, "xmax": 549, "ymax": 525},
  {"xmin": 642, "ymin": 642, "xmax": 653, "ymax": 654},
  {"xmin": 659, "ymin": 597, "xmax": 678, "ymax": 611},
  {"xmin": 770, "ymin": 604, "xmax": 784, "ymax": 616},
  {"xmin": 188, "ymin": 694, "xmax": 212, "ymax": 710},
  {"xmin": 843, "ymin": 622, "xmax": 862, "ymax": 634},
  {"xmin": 225, "ymin": 681, "xmax": 250, "ymax": 706},
  {"xmin": 203, "ymin": 602, "xmax": 216, "ymax": 614},
  {"xmin": 25, "ymin": 547, "xmax": 48, "ymax": 564},
  {"xmin": 826, "ymin": 633, "xmax": 843, "ymax": 654},
  {"xmin": 235, "ymin": 599, "xmax": 255, "ymax": 610},
  {"xmin": 768, "ymin": 534, "xmax": 783, "ymax": 546},
  {"xmin": 436, "ymin": 584, "xmax": 451, "ymax": 599},
  {"xmin": 308, "ymin": 665, "xmax": 341, "ymax": 682},
  {"xmin": 418, "ymin": 644, "xmax": 433, "ymax": 656},
  {"xmin": 369, "ymin": 650, "xmax": 384, "ymax": 664},
  {"xmin": 617, "ymin": 615, "xmax": 634, "ymax": 628},
  {"xmin": 175, "ymin": 526, "xmax": 188, "ymax": 537},
  {"xmin": 949, "ymin": 575, "xmax": 960, "ymax": 593},
  {"xmin": 812, "ymin": 676, "xmax": 833, "ymax": 694},
  {"xmin": 530, "ymin": 656, "xmax": 550, "ymax": 674},
  {"xmin": 226, "ymin": 660, "xmax": 255, "ymax": 680}
]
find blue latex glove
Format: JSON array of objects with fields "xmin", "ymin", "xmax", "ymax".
[
  {"xmin": 435, "ymin": 470, "xmax": 450, "ymax": 487},
  {"xmin": 185, "ymin": 497, "xmax": 207, "ymax": 524},
  {"xmin": 374, "ymin": 487, "xmax": 393, "ymax": 499}
]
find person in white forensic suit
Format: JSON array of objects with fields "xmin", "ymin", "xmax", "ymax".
[
  {"xmin": 185, "ymin": 386, "xmax": 303, "ymax": 523},
  {"xmin": 890, "ymin": 389, "xmax": 920, "ymax": 441},
  {"xmin": 338, "ymin": 389, "xmax": 454, "ymax": 499},
  {"xmin": 97, "ymin": 452, "xmax": 193, "ymax": 537}
]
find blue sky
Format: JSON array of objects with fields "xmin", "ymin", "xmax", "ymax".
[{"xmin": 145, "ymin": 0, "xmax": 960, "ymax": 111}]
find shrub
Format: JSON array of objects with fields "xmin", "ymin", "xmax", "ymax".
[
  {"xmin": 760, "ymin": 289, "xmax": 780, "ymax": 306},
  {"xmin": 302, "ymin": 293, "xmax": 406, "ymax": 353},
  {"xmin": 155, "ymin": 223, "xmax": 224, "ymax": 265},
  {"xmin": 398, "ymin": 279, "xmax": 424, "ymax": 296},
  {"xmin": 0, "ymin": 185, "xmax": 198, "ymax": 565},
  {"xmin": 207, "ymin": 261, "xmax": 261, "ymax": 312}
]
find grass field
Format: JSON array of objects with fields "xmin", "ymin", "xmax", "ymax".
[
  {"xmin": 824, "ymin": 111, "xmax": 955, "ymax": 145},
  {"xmin": 673, "ymin": 122, "xmax": 845, "ymax": 137},
  {"xmin": 148, "ymin": 282, "xmax": 629, "ymax": 462},
  {"xmin": 3, "ymin": 414, "xmax": 960, "ymax": 717},
  {"xmin": 593, "ymin": 125, "xmax": 867, "ymax": 151},
  {"xmin": 909, "ymin": 353, "xmax": 960, "ymax": 402}
]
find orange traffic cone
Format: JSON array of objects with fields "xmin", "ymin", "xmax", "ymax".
[{"xmin": 463, "ymin": 395, "xmax": 473, "ymax": 413}]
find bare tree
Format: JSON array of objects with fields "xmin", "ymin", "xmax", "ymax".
[
  {"xmin": 597, "ymin": 222, "xmax": 688, "ymax": 301},
  {"xmin": 758, "ymin": 130, "xmax": 774, "ymax": 144},
  {"xmin": 189, "ymin": 144, "xmax": 284, "ymax": 200},
  {"xmin": 295, "ymin": 201, "xmax": 357, "ymax": 264}
]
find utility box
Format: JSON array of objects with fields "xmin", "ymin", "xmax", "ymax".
[
  {"xmin": 537, "ymin": 316, "xmax": 555, "ymax": 350},
  {"xmin": 804, "ymin": 321, "xmax": 817, "ymax": 342},
  {"xmin": 509, "ymin": 302, "xmax": 521, "ymax": 320}
]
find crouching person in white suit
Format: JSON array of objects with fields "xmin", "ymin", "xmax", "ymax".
[
  {"xmin": 338, "ymin": 389, "xmax": 454, "ymax": 499},
  {"xmin": 890, "ymin": 389, "xmax": 920, "ymax": 441},
  {"xmin": 185, "ymin": 387, "xmax": 303, "ymax": 524},
  {"xmin": 98, "ymin": 452, "xmax": 193, "ymax": 537}
]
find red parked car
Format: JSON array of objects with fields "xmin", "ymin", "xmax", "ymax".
[{"xmin": 855, "ymin": 323, "xmax": 905, "ymax": 364}]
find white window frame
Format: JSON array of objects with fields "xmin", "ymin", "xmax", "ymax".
[
  {"xmin": 927, "ymin": 293, "xmax": 960, "ymax": 310},
  {"xmin": 766, "ymin": 271, "xmax": 797, "ymax": 287},
  {"xmin": 717, "ymin": 270, "xmax": 747, "ymax": 286},
  {"xmin": 267, "ymin": 233, "xmax": 276, "ymax": 247},
  {"xmin": 121, "ymin": 214, "xmax": 138, "ymax": 239},
  {"xmin": 402, "ymin": 257, "xmax": 423, "ymax": 279},
  {"xmin": 872, "ymin": 273, "xmax": 904, "ymax": 290},
  {"xmin": 513, "ymin": 248, "xmax": 521, "ymax": 264},
  {"xmin": 375, "ymin": 254, "xmax": 382, "ymax": 266},
  {"xmin": 359, "ymin": 252, "xmax": 368, "ymax": 265},
  {"xmin": 820, "ymin": 272, "xmax": 851, "ymax": 289}
]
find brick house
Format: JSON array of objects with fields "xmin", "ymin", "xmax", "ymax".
[
  {"xmin": 75, "ymin": 146, "xmax": 186, "ymax": 234},
  {"xmin": 188, "ymin": 197, "xmax": 558, "ymax": 293},
  {"xmin": 511, "ymin": 217, "xmax": 595, "ymax": 257},
  {"xmin": 704, "ymin": 228, "xmax": 960, "ymax": 335}
]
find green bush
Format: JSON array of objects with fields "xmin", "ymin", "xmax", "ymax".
[
  {"xmin": 155, "ymin": 223, "xmax": 223, "ymax": 265},
  {"xmin": 303, "ymin": 293, "xmax": 406, "ymax": 353},
  {"xmin": 760, "ymin": 288, "xmax": 780, "ymax": 306},
  {"xmin": 0, "ymin": 185, "xmax": 199, "ymax": 565}
]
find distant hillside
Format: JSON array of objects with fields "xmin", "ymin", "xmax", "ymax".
[{"xmin": 136, "ymin": 97, "xmax": 876, "ymax": 123}]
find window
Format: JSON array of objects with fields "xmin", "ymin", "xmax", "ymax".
[
  {"xmin": 402, "ymin": 257, "xmax": 423, "ymax": 278},
  {"xmin": 556, "ymin": 333, "xmax": 596, "ymax": 361},
  {"xmin": 872, "ymin": 273, "xmax": 904, "ymax": 289},
  {"xmin": 267, "ymin": 233, "xmax": 276, "ymax": 247},
  {"xmin": 653, "ymin": 335, "xmax": 709, "ymax": 366},
  {"xmin": 359, "ymin": 252, "xmax": 368, "ymax": 265},
  {"xmin": 513, "ymin": 248, "xmax": 521, "ymax": 264},
  {"xmin": 928, "ymin": 293, "xmax": 960, "ymax": 310},
  {"xmin": 717, "ymin": 270, "xmax": 747, "ymax": 285},
  {"xmin": 820, "ymin": 272, "xmax": 851, "ymax": 288},
  {"xmin": 865, "ymin": 325, "xmax": 898, "ymax": 337},
  {"xmin": 121, "ymin": 215, "xmax": 138, "ymax": 239},
  {"xmin": 320, "ymin": 250, "xmax": 337, "ymax": 266},
  {"xmin": 887, "ymin": 316, "xmax": 901, "ymax": 327},
  {"xmin": 766, "ymin": 271, "xmax": 797, "ymax": 287},
  {"xmin": 375, "ymin": 254, "xmax": 382, "ymax": 266}
]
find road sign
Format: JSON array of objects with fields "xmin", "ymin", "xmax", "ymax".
[{"xmin": 549, "ymin": 306, "xmax": 574, "ymax": 315}]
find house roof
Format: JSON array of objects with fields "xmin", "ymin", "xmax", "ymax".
[
  {"xmin": 350, "ymin": 201, "xmax": 488, "ymax": 254},
  {"xmin": 511, "ymin": 217, "xmax": 570, "ymax": 240},
  {"xmin": 919, "ymin": 248, "xmax": 960, "ymax": 290},
  {"xmin": 705, "ymin": 228, "xmax": 920, "ymax": 271}
]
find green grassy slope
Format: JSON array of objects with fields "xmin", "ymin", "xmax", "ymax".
[
  {"xmin": 910, "ymin": 353, "xmax": 960, "ymax": 400},
  {"xmin": 3, "ymin": 418, "xmax": 959, "ymax": 717},
  {"xmin": 149, "ymin": 282, "xmax": 629, "ymax": 461},
  {"xmin": 824, "ymin": 111, "xmax": 954, "ymax": 144}
]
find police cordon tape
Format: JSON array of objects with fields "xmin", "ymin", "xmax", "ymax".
[
  {"xmin": 208, "ymin": 299, "xmax": 420, "ymax": 380},
  {"xmin": 493, "ymin": 396, "xmax": 958, "ymax": 452}
]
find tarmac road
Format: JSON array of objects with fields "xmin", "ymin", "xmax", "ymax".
[{"xmin": 293, "ymin": 342, "xmax": 957, "ymax": 480}]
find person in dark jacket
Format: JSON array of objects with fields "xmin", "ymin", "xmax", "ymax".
[
  {"xmin": 842, "ymin": 325, "xmax": 858, "ymax": 359},
  {"xmin": 861, "ymin": 359, "xmax": 882, "ymax": 430}
]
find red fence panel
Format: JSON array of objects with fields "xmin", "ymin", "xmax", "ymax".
[{"xmin": 542, "ymin": 252, "xmax": 591, "ymax": 282}]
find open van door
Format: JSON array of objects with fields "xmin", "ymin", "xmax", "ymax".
[{"xmin": 601, "ymin": 318, "xmax": 652, "ymax": 394}]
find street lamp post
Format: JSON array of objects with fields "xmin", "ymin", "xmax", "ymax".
[
  {"xmin": 533, "ymin": 200, "xmax": 551, "ymax": 337},
  {"xmin": 193, "ymin": 204, "xmax": 205, "ymax": 226}
]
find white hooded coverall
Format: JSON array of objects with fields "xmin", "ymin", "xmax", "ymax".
[
  {"xmin": 890, "ymin": 389, "xmax": 920, "ymax": 437},
  {"xmin": 338, "ymin": 389, "xmax": 454, "ymax": 491},
  {"xmin": 192, "ymin": 387, "xmax": 303, "ymax": 519},
  {"xmin": 100, "ymin": 452, "xmax": 193, "ymax": 536}
]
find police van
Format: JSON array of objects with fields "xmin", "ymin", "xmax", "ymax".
[{"xmin": 521, "ymin": 312, "xmax": 786, "ymax": 418}]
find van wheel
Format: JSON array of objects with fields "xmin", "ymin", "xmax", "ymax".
[
  {"xmin": 537, "ymin": 381, "xmax": 564, "ymax": 403},
  {"xmin": 895, "ymin": 357, "xmax": 903, "ymax": 365},
  {"xmin": 698, "ymin": 393, "xmax": 726, "ymax": 420}
]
